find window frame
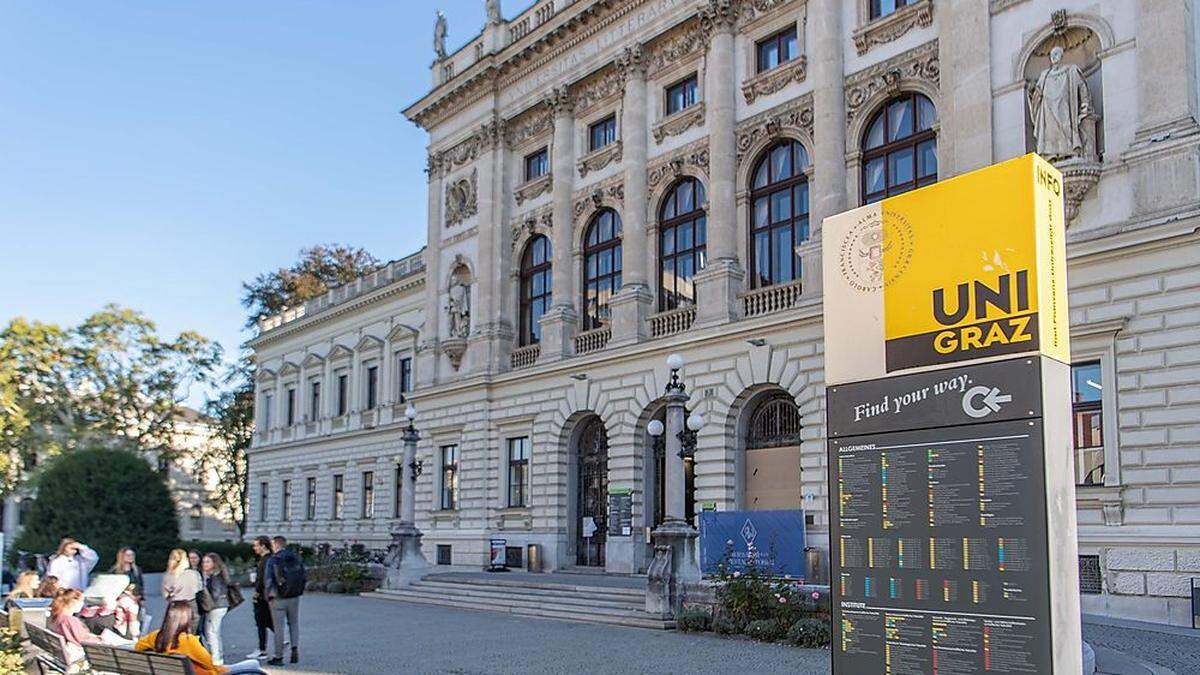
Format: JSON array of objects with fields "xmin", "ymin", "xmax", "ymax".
[
  {"xmin": 524, "ymin": 148, "xmax": 549, "ymax": 182},
  {"xmin": 309, "ymin": 379, "xmax": 320, "ymax": 421},
  {"xmin": 259, "ymin": 481, "xmax": 268, "ymax": 522},
  {"xmin": 336, "ymin": 372, "xmax": 349, "ymax": 416},
  {"xmin": 332, "ymin": 474, "xmax": 345, "ymax": 520},
  {"xmin": 519, "ymin": 235, "xmax": 553, "ymax": 346},
  {"xmin": 262, "ymin": 392, "xmax": 273, "ymax": 429},
  {"xmin": 657, "ymin": 178, "xmax": 708, "ymax": 311},
  {"xmin": 396, "ymin": 355, "xmax": 413, "ymax": 400},
  {"xmin": 860, "ymin": 92, "xmax": 937, "ymax": 205},
  {"xmin": 588, "ymin": 115, "xmax": 618, "ymax": 153},
  {"xmin": 869, "ymin": 0, "xmax": 915, "ymax": 20},
  {"xmin": 507, "ymin": 437, "xmax": 530, "ymax": 508},
  {"xmin": 305, "ymin": 477, "xmax": 316, "ymax": 520},
  {"xmin": 1071, "ymin": 361, "xmax": 1105, "ymax": 486},
  {"xmin": 281, "ymin": 479, "xmax": 291, "ymax": 522},
  {"xmin": 665, "ymin": 74, "xmax": 699, "ymax": 116},
  {"xmin": 285, "ymin": 387, "xmax": 296, "ymax": 426},
  {"xmin": 440, "ymin": 445, "xmax": 459, "ymax": 510},
  {"xmin": 755, "ymin": 26, "xmax": 798, "ymax": 74},
  {"xmin": 581, "ymin": 208, "xmax": 623, "ymax": 331},
  {"xmin": 748, "ymin": 140, "xmax": 811, "ymax": 289},
  {"xmin": 361, "ymin": 471, "xmax": 375, "ymax": 519},
  {"xmin": 365, "ymin": 364, "xmax": 379, "ymax": 410}
]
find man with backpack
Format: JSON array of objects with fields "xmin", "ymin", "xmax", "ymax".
[{"xmin": 262, "ymin": 536, "xmax": 306, "ymax": 666}]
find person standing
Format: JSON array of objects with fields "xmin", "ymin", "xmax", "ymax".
[
  {"xmin": 245, "ymin": 536, "xmax": 274, "ymax": 660},
  {"xmin": 45, "ymin": 538, "xmax": 98, "ymax": 591},
  {"xmin": 263, "ymin": 536, "xmax": 305, "ymax": 666},
  {"xmin": 111, "ymin": 547, "xmax": 145, "ymax": 599},
  {"xmin": 201, "ymin": 553, "xmax": 234, "ymax": 665},
  {"xmin": 162, "ymin": 549, "xmax": 204, "ymax": 634}
]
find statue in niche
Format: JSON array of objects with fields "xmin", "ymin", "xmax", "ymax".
[
  {"xmin": 433, "ymin": 11, "xmax": 448, "ymax": 60},
  {"xmin": 447, "ymin": 271, "xmax": 471, "ymax": 339},
  {"xmin": 1027, "ymin": 45, "xmax": 1093, "ymax": 161},
  {"xmin": 486, "ymin": 0, "xmax": 502, "ymax": 24}
]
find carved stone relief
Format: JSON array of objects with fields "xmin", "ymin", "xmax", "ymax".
[
  {"xmin": 742, "ymin": 57, "xmax": 808, "ymax": 104},
  {"xmin": 444, "ymin": 169, "xmax": 478, "ymax": 227},
  {"xmin": 578, "ymin": 142, "xmax": 623, "ymax": 177},
  {"xmin": 573, "ymin": 180, "xmax": 624, "ymax": 219},
  {"xmin": 736, "ymin": 95, "xmax": 814, "ymax": 166},
  {"xmin": 510, "ymin": 208, "xmax": 553, "ymax": 250},
  {"xmin": 515, "ymin": 174, "xmax": 552, "ymax": 205},
  {"xmin": 647, "ymin": 141, "xmax": 711, "ymax": 189},
  {"xmin": 652, "ymin": 103, "xmax": 707, "ymax": 144},
  {"xmin": 852, "ymin": 0, "xmax": 934, "ymax": 56},
  {"xmin": 505, "ymin": 106, "xmax": 553, "ymax": 149},
  {"xmin": 845, "ymin": 41, "xmax": 940, "ymax": 129},
  {"xmin": 645, "ymin": 21, "xmax": 705, "ymax": 78}
]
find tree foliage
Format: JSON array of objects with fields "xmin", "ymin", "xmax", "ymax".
[
  {"xmin": 0, "ymin": 306, "xmax": 221, "ymax": 494},
  {"xmin": 198, "ymin": 374, "xmax": 254, "ymax": 535},
  {"xmin": 14, "ymin": 448, "xmax": 180, "ymax": 572},
  {"xmin": 240, "ymin": 244, "xmax": 380, "ymax": 328}
]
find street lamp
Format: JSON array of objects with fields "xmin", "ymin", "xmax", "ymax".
[
  {"xmin": 403, "ymin": 405, "xmax": 422, "ymax": 479},
  {"xmin": 388, "ymin": 402, "xmax": 428, "ymax": 588}
]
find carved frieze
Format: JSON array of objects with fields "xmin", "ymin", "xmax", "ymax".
[
  {"xmin": 574, "ymin": 68, "xmax": 624, "ymax": 115},
  {"xmin": 652, "ymin": 103, "xmax": 706, "ymax": 144},
  {"xmin": 573, "ymin": 180, "xmax": 624, "ymax": 218},
  {"xmin": 645, "ymin": 21, "xmax": 705, "ymax": 77},
  {"xmin": 742, "ymin": 56, "xmax": 808, "ymax": 104},
  {"xmin": 505, "ymin": 106, "xmax": 553, "ymax": 149},
  {"xmin": 444, "ymin": 169, "xmax": 478, "ymax": 227},
  {"xmin": 700, "ymin": 0, "xmax": 739, "ymax": 39},
  {"xmin": 616, "ymin": 44, "xmax": 646, "ymax": 83},
  {"xmin": 510, "ymin": 207, "xmax": 553, "ymax": 250},
  {"xmin": 514, "ymin": 174, "xmax": 552, "ymax": 205},
  {"xmin": 647, "ymin": 140, "xmax": 711, "ymax": 188},
  {"xmin": 546, "ymin": 85, "xmax": 574, "ymax": 117},
  {"xmin": 845, "ymin": 40, "xmax": 939, "ymax": 128},
  {"xmin": 738, "ymin": 0, "xmax": 800, "ymax": 27},
  {"xmin": 735, "ymin": 95, "xmax": 813, "ymax": 166},
  {"xmin": 578, "ymin": 142, "xmax": 623, "ymax": 177},
  {"xmin": 427, "ymin": 117, "xmax": 506, "ymax": 182},
  {"xmin": 852, "ymin": 0, "xmax": 934, "ymax": 56}
]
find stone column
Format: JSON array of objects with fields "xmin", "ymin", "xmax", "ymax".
[
  {"xmin": 809, "ymin": 0, "xmax": 847, "ymax": 232},
  {"xmin": 539, "ymin": 86, "xmax": 579, "ymax": 360},
  {"xmin": 417, "ymin": 156, "xmax": 444, "ymax": 388},
  {"xmin": 1134, "ymin": 0, "xmax": 1199, "ymax": 141},
  {"xmin": 468, "ymin": 116, "xmax": 507, "ymax": 374},
  {"xmin": 693, "ymin": 3, "xmax": 744, "ymax": 327},
  {"xmin": 387, "ymin": 419, "xmax": 428, "ymax": 588},
  {"xmin": 610, "ymin": 45, "xmax": 655, "ymax": 346},
  {"xmin": 938, "ymin": 0, "xmax": 992, "ymax": 175}
]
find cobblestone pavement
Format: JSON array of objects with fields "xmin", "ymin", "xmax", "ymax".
[
  {"xmin": 145, "ymin": 592, "xmax": 830, "ymax": 675},
  {"xmin": 1083, "ymin": 618, "xmax": 1200, "ymax": 674}
]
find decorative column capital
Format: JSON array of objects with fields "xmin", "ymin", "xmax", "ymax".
[
  {"xmin": 546, "ymin": 85, "xmax": 574, "ymax": 118},
  {"xmin": 616, "ymin": 44, "xmax": 647, "ymax": 83},
  {"xmin": 700, "ymin": 0, "xmax": 739, "ymax": 40}
]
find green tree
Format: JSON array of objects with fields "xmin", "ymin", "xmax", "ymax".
[
  {"xmin": 14, "ymin": 448, "xmax": 180, "ymax": 572},
  {"xmin": 199, "ymin": 377, "xmax": 254, "ymax": 535},
  {"xmin": 240, "ymin": 244, "xmax": 380, "ymax": 328}
]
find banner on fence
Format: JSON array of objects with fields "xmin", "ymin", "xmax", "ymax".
[{"xmin": 698, "ymin": 510, "xmax": 807, "ymax": 578}]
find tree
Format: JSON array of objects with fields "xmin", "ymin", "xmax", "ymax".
[
  {"xmin": 0, "ymin": 306, "xmax": 222, "ymax": 494},
  {"xmin": 241, "ymin": 244, "xmax": 380, "ymax": 328},
  {"xmin": 198, "ymin": 375, "xmax": 254, "ymax": 536},
  {"xmin": 13, "ymin": 448, "xmax": 180, "ymax": 572}
]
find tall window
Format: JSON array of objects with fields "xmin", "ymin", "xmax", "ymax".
[
  {"xmin": 756, "ymin": 26, "xmax": 798, "ymax": 73},
  {"xmin": 285, "ymin": 387, "xmax": 296, "ymax": 426},
  {"xmin": 658, "ymin": 178, "xmax": 707, "ymax": 310},
  {"xmin": 582, "ymin": 209, "xmax": 623, "ymax": 330},
  {"xmin": 441, "ymin": 445, "xmax": 459, "ymax": 510},
  {"xmin": 871, "ymin": 0, "xmax": 915, "ymax": 19},
  {"xmin": 309, "ymin": 379, "xmax": 320, "ymax": 420},
  {"xmin": 525, "ymin": 148, "xmax": 548, "ymax": 181},
  {"xmin": 519, "ymin": 235, "xmax": 552, "ymax": 345},
  {"xmin": 263, "ymin": 392, "xmax": 273, "ymax": 429},
  {"xmin": 336, "ymin": 373, "xmax": 349, "ymax": 416},
  {"xmin": 259, "ymin": 482, "xmax": 268, "ymax": 522},
  {"xmin": 507, "ymin": 437, "xmax": 530, "ymax": 508},
  {"xmin": 361, "ymin": 471, "xmax": 375, "ymax": 518},
  {"xmin": 666, "ymin": 74, "xmax": 698, "ymax": 115},
  {"xmin": 1072, "ymin": 362, "xmax": 1104, "ymax": 486},
  {"xmin": 332, "ymin": 474, "xmax": 345, "ymax": 520},
  {"xmin": 589, "ymin": 115, "xmax": 617, "ymax": 152},
  {"xmin": 281, "ymin": 480, "xmax": 292, "ymax": 521},
  {"xmin": 366, "ymin": 365, "xmax": 379, "ymax": 410},
  {"xmin": 861, "ymin": 92, "xmax": 937, "ymax": 204},
  {"xmin": 189, "ymin": 504, "xmax": 203, "ymax": 530},
  {"xmin": 750, "ymin": 140, "xmax": 810, "ymax": 288},
  {"xmin": 305, "ymin": 477, "xmax": 316, "ymax": 520},
  {"xmin": 397, "ymin": 356, "xmax": 413, "ymax": 399}
]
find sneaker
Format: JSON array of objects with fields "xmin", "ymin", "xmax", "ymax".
[
  {"xmin": 246, "ymin": 650, "xmax": 267, "ymax": 659},
  {"xmin": 267, "ymin": 657, "xmax": 284, "ymax": 666},
  {"xmin": 290, "ymin": 648, "xmax": 299, "ymax": 664}
]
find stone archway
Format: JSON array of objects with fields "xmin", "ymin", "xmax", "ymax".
[
  {"xmin": 734, "ymin": 388, "xmax": 803, "ymax": 511},
  {"xmin": 573, "ymin": 415, "xmax": 609, "ymax": 567}
]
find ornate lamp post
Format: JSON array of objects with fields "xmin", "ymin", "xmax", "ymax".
[{"xmin": 386, "ymin": 405, "xmax": 429, "ymax": 588}]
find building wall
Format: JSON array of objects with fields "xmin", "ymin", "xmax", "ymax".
[{"xmin": 248, "ymin": 0, "xmax": 1200, "ymax": 625}]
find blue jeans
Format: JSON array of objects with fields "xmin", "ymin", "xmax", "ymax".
[{"xmin": 203, "ymin": 607, "xmax": 228, "ymax": 664}]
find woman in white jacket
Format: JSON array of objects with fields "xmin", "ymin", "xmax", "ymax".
[{"xmin": 45, "ymin": 538, "xmax": 99, "ymax": 591}]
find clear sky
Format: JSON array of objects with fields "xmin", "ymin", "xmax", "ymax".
[{"xmin": 0, "ymin": 0, "xmax": 501, "ymax": 403}]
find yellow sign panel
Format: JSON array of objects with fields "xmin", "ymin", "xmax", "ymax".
[{"xmin": 822, "ymin": 154, "xmax": 1069, "ymax": 383}]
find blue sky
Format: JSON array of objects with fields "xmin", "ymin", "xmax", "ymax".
[{"xmin": 0, "ymin": 1, "xmax": 500, "ymax": 403}]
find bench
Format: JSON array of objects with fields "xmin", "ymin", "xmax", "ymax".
[
  {"xmin": 84, "ymin": 644, "xmax": 267, "ymax": 675},
  {"xmin": 25, "ymin": 622, "xmax": 71, "ymax": 674}
]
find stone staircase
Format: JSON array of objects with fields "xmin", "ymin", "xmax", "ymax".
[{"xmin": 366, "ymin": 573, "xmax": 674, "ymax": 629}]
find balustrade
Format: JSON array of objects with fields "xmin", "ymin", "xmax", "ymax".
[
  {"xmin": 741, "ymin": 278, "xmax": 804, "ymax": 319},
  {"xmin": 574, "ymin": 327, "xmax": 611, "ymax": 355},
  {"xmin": 649, "ymin": 306, "xmax": 697, "ymax": 339}
]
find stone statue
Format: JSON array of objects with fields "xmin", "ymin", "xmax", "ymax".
[
  {"xmin": 433, "ymin": 11, "xmax": 448, "ymax": 60},
  {"xmin": 486, "ymin": 0, "xmax": 502, "ymax": 24},
  {"xmin": 1028, "ymin": 45, "xmax": 1092, "ymax": 161},
  {"xmin": 447, "ymin": 275, "xmax": 471, "ymax": 339}
]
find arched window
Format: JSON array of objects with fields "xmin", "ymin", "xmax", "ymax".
[
  {"xmin": 658, "ymin": 178, "xmax": 707, "ymax": 310},
  {"xmin": 519, "ymin": 235, "xmax": 552, "ymax": 346},
  {"xmin": 749, "ymin": 140, "xmax": 810, "ymax": 289},
  {"xmin": 582, "ymin": 208, "xmax": 622, "ymax": 331},
  {"xmin": 861, "ymin": 92, "xmax": 937, "ymax": 204},
  {"xmin": 747, "ymin": 394, "xmax": 804, "ymax": 449}
]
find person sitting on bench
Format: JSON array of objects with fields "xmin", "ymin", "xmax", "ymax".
[{"xmin": 135, "ymin": 601, "xmax": 262, "ymax": 675}]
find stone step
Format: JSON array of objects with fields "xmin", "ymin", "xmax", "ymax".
[
  {"xmin": 380, "ymin": 587, "xmax": 645, "ymax": 618},
  {"xmin": 366, "ymin": 589, "xmax": 674, "ymax": 630},
  {"xmin": 413, "ymin": 579, "xmax": 644, "ymax": 605},
  {"xmin": 409, "ymin": 582, "xmax": 645, "ymax": 611},
  {"xmin": 421, "ymin": 575, "xmax": 645, "ymax": 598}
]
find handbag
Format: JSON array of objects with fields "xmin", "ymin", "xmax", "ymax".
[
  {"xmin": 196, "ymin": 587, "xmax": 215, "ymax": 613},
  {"xmin": 227, "ymin": 583, "xmax": 245, "ymax": 610}
]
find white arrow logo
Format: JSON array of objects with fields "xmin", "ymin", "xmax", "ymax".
[{"xmin": 962, "ymin": 385, "xmax": 1013, "ymax": 418}]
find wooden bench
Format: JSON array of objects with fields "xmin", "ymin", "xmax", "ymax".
[
  {"xmin": 25, "ymin": 622, "xmax": 71, "ymax": 674},
  {"xmin": 84, "ymin": 644, "xmax": 267, "ymax": 675}
]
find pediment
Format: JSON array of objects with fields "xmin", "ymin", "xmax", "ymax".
[
  {"xmin": 327, "ymin": 344, "xmax": 353, "ymax": 361},
  {"xmin": 302, "ymin": 352, "xmax": 325, "ymax": 368},
  {"xmin": 279, "ymin": 361, "xmax": 300, "ymax": 377},
  {"xmin": 355, "ymin": 334, "xmax": 384, "ymax": 352}
]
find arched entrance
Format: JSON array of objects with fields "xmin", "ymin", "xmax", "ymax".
[
  {"xmin": 575, "ymin": 416, "xmax": 609, "ymax": 567},
  {"xmin": 743, "ymin": 392, "xmax": 803, "ymax": 510}
]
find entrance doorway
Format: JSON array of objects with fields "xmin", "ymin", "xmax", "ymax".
[
  {"xmin": 744, "ymin": 393, "xmax": 803, "ymax": 510},
  {"xmin": 576, "ymin": 416, "xmax": 608, "ymax": 567}
]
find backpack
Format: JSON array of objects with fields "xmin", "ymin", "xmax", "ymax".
[{"xmin": 273, "ymin": 552, "xmax": 307, "ymax": 599}]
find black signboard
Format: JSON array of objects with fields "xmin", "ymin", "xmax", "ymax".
[
  {"xmin": 827, "ymin": 357, "xmax": 1054, "ymax": 674},
  {"xmin": 608, "ymin": 490, "xmax": 632, "ymax": 537}
]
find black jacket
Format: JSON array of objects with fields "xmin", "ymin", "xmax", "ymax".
[{"xmin": 206, "ymin": 574, "xmax": 230, "ymax": 609}]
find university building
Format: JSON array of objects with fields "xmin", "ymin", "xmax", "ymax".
[{"xmin": 246, "ymin": 0, "xmax": 1200, "ymax": 626}]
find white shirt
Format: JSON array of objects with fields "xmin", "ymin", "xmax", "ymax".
[{"xmin": 46, "ymin": 544, "xmax": 99, "ymax": 591}]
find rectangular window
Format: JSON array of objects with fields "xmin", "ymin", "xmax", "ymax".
[
  {"xmin": 870, "ymin": 0, "xmax": 913, "ymax": 19},
  {"xmin": 281, "ymin": 480, "xmax": 292, "ymax": 521},
  {"xmin": 259, "ymin": 482, "xmax": 268, "ymax": 522},
  {"xmin": 397, "ymin": 356, "xmax": 413, "ymax": 399},
  {"xmin": 1071, "ymin": 361, "xmax": 1105, "ymax": 486},
  {"xmin": 309, "ymin": 379, "xmax": 321, "ymax": 420},
  {"xmin": 337, "ymin": 373, "xmax": 349, "ymax": 416},
  {"xmin": 1079, "ymin": 555, "xmax": 1102, "ymax": 594},
  {"xmin": 665, "ymin": 75, "xmax": 698, "ymax": 116},
  {"xmin": 440, "ymin": 445, "xmax": 459, "ymax": 510},
  {"xmin": 332, "ymin": 474, "xmax": 345, "ymax": 520},
  {"xmin": 756, "ymin": 26, "xmax": 798, "ymax": 73},
  {"xmin": 285, "ymin": 387, "xmax": 296, "ymax": 426},
  {"xmin": 507, "ymin": 437, "xmax": 530, "ymax": 508},
  {"xmin": 394, "ymin": 464, "xmax": 403, "ymax": 517},
  {"xmin": 305, "ymin": 477, "xmax": 316, "ymax": 520},
  {"xmin": 361, "ymin": 471, "xmax": 375, "ymax": 518},
  {"xmin": 263, "ymin": 392, "xmax": 273, "ymax": 429},
  {"xmin": 588, "ymin": 115, "xmax": 617, "ymax": 152},
  {"xmin": 524, "ymin": 148, "xmax": 549, "ymax": 182},
  {"xmin": 437, "ymin": 544, "xmax": 452, "ymax": 566},
  {"xmin": 366, "ymin": 365, "xmax": 379, "ymax": 410}
]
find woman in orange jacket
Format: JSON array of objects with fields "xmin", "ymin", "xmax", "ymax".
[{"xmin": 135, "ymin": 601, "xmax": 263, "ymax": 675}]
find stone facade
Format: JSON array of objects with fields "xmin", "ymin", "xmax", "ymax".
[{"xmin": 247, "ymin": 0, "xmax": 1200, "ymax": 626}]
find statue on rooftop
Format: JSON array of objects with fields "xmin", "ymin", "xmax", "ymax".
[
  {"xmin": 433, "ymin": 11, "xmax": 448, "ymax": 60},
  {"xmin": 486, "ymin": 0, "xmax": 502, "ymax": 24}
]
